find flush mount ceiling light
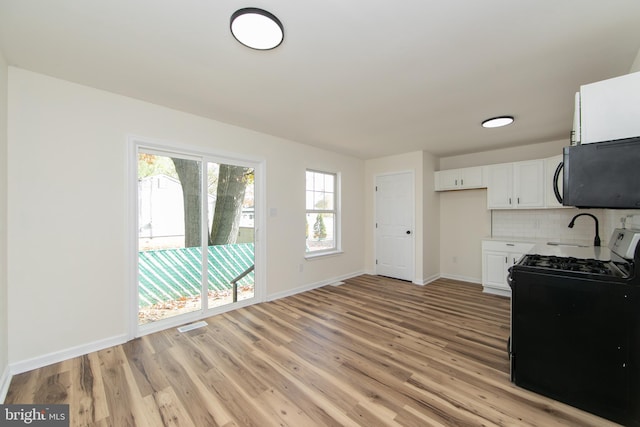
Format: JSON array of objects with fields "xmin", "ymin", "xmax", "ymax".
[
  {"xmin": 230, "ymin": 8, "xmax": 284, "ymax": 50},
  {"xmin": 482, "ymin": 116, "xmax": 514, "ymax": 128}
]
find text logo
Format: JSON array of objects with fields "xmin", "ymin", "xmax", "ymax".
[{"xmin": 0, "ymin": 405, "xmax": 69, "ymax": 426}]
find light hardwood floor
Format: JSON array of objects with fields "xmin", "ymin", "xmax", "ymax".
[{"xmin": 6, "ymin": 275, "xmax": 620, "ymax": 426}]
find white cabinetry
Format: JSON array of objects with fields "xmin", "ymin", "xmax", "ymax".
[
  {"xmin": 486, "ymin": 160, "xmax": 544, "ymax": 209},
  {"xmin": 482, "ymin": 240, "xmax": 535, "ymax": 296},
  {"xmin": 515, "ymin": 160, "xmax": 545, "ymax": 208},
  {"xmin": 434, "ymin": 166, "xmax": 484, "ymax": 191},
  {"xmin": 578, "ymin": 71, "xmax": 640, "ymax": 144},
  {"xmin": 486, "ymin": 164, "xmax": 512, "ymax": 208}
]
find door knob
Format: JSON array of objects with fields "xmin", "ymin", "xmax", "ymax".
[{"xmin": 406, "ymin": 230, "xmax": 411, "ymax": 235}]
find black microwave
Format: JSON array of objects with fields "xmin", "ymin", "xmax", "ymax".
[{"xmin": 553, "ymin": 136, "xmax": 640, "ymax": 209}]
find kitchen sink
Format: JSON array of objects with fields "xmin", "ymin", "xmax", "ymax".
[{"xmin": 547, "ymin": 241, "xmax": 589, "ymax": 248}]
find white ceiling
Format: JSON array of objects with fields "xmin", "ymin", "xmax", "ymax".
[{"xmin": 1, "ymin": 1, "xmax": 639, "ymax": 159}]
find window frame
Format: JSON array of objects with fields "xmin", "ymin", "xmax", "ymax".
[
  {"xmin": 305, "ymin": 169, "xmax": 341, "ymax": 258},
  {"xmin": 127, "ymin": 135, "xmax": 266, "ymax": 339}
]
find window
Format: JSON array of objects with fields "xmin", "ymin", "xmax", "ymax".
[
  {"xmin": 132, "ymin": 138, "xmax": 262, "ymax": 335},
  {"xmin": 306, "ymin": 170, "xmax": 339, "ymax": 255}
]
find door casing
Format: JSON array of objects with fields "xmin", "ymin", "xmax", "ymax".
[
  {"xmin": 127, "ymin": 135, "xmax": 266, "ymax": 338},
  {"xmin": 374, "ymin": 171, "xmax": 415, "ymax": 282}
]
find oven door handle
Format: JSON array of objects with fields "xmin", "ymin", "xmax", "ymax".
[
  {"xmin": 507, "ymin": 269, "xmax": 514, "ymax": 289},
  {"xmin": 553, "ymin": 161, "xmax": 563, "ymax": 204}
]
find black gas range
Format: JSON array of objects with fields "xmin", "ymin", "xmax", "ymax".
[{"xmin": 509, "ymin": 228, "xmax": 640, "ymax": 426}]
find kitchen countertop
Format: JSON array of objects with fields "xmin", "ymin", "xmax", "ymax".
[
  {"xmin": 483, "ymin": 236, "xmax": 610, "ymax": 260},
  {"xmin": 482, "ymin": 236, "xmax": 545, "ymax": 244},
  {"xmin": 482, "ymin": 236, "xmax": 594, "ymax": 246}
]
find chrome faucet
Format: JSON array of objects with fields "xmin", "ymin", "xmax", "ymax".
[{"xmin": 568, "ymin": 213, "xmax": 601, "ymax": 247}]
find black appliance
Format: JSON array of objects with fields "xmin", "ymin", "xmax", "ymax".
[
  {"xmin": 553, "ymin": 137, "xmax": 640, "ymax": 209},
  {"xmin": 509, "ymin": 229, "xmax": 640, "ymax": 426}
]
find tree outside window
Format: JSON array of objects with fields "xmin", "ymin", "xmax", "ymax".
[{"xmin": 305, "ymin": 170, "xmax": 339, "ymax": 254}]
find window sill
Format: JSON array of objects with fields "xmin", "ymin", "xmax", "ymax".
[{"xmin": 304, "ymin": 250, "xmax": 343, "ymax": 260}]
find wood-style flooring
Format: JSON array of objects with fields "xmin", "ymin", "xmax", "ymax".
[{"xmin": 5, "ymin": 275, "xmax": 620, "ymax": 426}]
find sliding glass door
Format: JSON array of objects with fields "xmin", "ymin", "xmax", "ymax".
[{"xmin": 136, "ymin": 145, "xmax": 257, "ymax": 333}]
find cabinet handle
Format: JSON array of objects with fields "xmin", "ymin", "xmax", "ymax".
[
  {"xmin": 517, "ymin": 197, "xmax": 520, "ymax": 204},
  {"xmin": 506, "ymin": 243, "xmax": 515, "ymax": 246},
  {"xmin": 461, "ymin": 179, "xmax": 464, "ymax": 185},
  {"xmin": 455, "ymin": 179, "xmax": 458, "ymax": 185},
  {"xmin": 509, "ymin": 197, "xmax": 512, "ymax": 204},
  {"xmin": 505, "ymin": 256, "xmax": 508, "ymax": 263}
]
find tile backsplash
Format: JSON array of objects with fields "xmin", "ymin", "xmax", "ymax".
[{"xmin": 492, "ymin": 208, "xmax": 640, "ymax": 242}]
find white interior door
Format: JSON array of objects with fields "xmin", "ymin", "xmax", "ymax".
[{"xmin": 375, "ymin": 172, "xmax": 414, "ymax": 282}]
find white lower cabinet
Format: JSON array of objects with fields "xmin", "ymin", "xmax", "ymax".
[{"xmin": 482, "ymin": 240, "xmax": 535, "ymax": 296}]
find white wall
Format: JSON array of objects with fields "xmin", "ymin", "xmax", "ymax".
[
  {"xmin": 630, "ymin": 48, "xmax": 640, "ymax": 73},
  {"xmin": 7, "ymin": 68, "xmax": 365, "ymax": 367},
  {"xmin": 421, "ymin": 151, "xmax": 440, "ymax": 283},
  {"xmin": 0, "ymin": 48, "xmax": 9, "ymax": 399},
  {"xmin": 439, "ymin": 190, "xmax": 490, "ymax": 283},
  {"xmin": 439, "ymin": 139, "xmax": 566, "ymax": 170}
]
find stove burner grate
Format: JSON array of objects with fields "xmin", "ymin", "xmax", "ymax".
[{"xmin": 521, "ymin": 255, "xmax": 621, "ymax": 276}]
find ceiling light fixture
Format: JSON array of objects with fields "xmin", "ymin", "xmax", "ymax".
[
  {"xmin": 230, "ymin": 8, "xmax": 284, "ymax": 50},
  {"xmin": 482, "ymin": 116, "xmax": 514, "ymax": 128}
]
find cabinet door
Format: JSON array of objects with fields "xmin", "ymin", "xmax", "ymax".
[
  {"xmin": 460, "ymin": 166, "xmax": 483, "ymax": 189},
  {"xmin": 484, "ymin": 251, "xmax": 509, "ymax": 289},
  {"xmin": 514, "ymin": 160, "xmax": 544, "ymax": 208},
  {"xmin": 437, "ymin": 169, "xmax": 461, "ymax": 190},
  {"xmin": 509, "ymin": 252, "xmax": 525, "ymax": 267},
  {"xmin": 486, "ymin": 164, "xmax": 514, "ymax": 209},
  {"xmin": 581, "ymin": 71, "xmax": 640, "ymax": 144}
]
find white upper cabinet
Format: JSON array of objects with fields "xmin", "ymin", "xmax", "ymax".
[
  {"xmin": 436, "ymin": 156, "xmax": 562, "ymax": 209},
  {"xmin": 486, "ymin": 163, "xmax": 513, "ymax": 208},
  {"xmin": 514, "ymin": 160, "xmax": 545, "ymax": 208},
  {"xmin": 578, "ymin": 71, "xmax": 640, "ymax": 144},
  {"xmin": 434, "ymin": 166, "xmax": 484, "ymax": 191},
  {"xmin": 487, "ymin": 160, "xmax": 544, "ymax": 209}
]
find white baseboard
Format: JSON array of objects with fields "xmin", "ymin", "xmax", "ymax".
[
  {"xmin": 8, "ymin": 271, "xmax": 363, "ymax": 376},
  {"xmin": 483, "ymin": 286, "xmax": 511, "ymax": 298},
  {"xmin": 0, "ymin": 365, "xmax": 10, "ymax": 403},
  {"xmin": 438, "ymin": 273, "xmax": 482, "ymax": 285},
  {"xmin": 9, "ymin": 334, "xmax": 128, "ymax": 376},
  {"xmin": 416, "ymin": 273, "xmax": 441, "ymax": 286},
  {"xmin": 267, "ymin": 270, "xmax": 364, "ymax": 301}
]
